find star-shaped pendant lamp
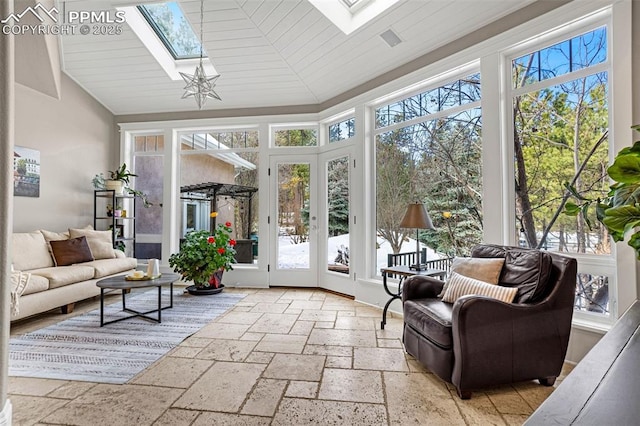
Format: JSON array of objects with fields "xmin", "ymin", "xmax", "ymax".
[
  {"xmin": 181, "ymin": 0, "xmax": 220, "ymax": 109},
  {"xmin": 180, "ymin": 61, "xmax": 220, "ymax": 109}
]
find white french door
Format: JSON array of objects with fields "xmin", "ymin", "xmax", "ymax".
[
  {"xmin": 269, "ymin": 155, "xmax": 318, "ymax": 286},
  {"xmin": 319, "ymin": 148, "xmax": 355, "ymax": 296}
]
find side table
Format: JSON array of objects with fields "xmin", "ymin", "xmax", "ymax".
[{"xmin": 380, "ymin": 265, "xmax": 446, "ymax": 329}]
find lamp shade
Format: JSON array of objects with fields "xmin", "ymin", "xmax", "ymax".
[{"xmin": 399, "ymin": 203, "xmax": 435, "ymax": 230}]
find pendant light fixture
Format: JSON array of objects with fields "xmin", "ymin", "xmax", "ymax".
[{"xmin": 180, "ymin": 0, "xmax": 221, "ymax": 109}]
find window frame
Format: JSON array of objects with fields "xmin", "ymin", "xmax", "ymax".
[
  {"xmin": 328, "ymin": 116, "xmax": 356, "ymax": 144},
  {"xmin": 370, "ymin": 65, "xmax": 482, "ymax": 279},
  {"xmin": 137, "ymin": 2, "xmax": 205, "ymax": 61},
  {"xmin": 503, "ymin": 12, "xmax": 618, "ymax": 325},
  {"xmin": 116, "ymin": 5, "xmax": 218, "ymax": 81},
  {"xmin": 271, "ymin": 123, "xmax": 320, "ymax": 148}
]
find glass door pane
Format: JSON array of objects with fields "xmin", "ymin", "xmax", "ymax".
[
  {"xmin": 180, "ymin": 132, "xmax": 260, "ymax": 265},
  {"xmin": 133, "ymin": 154, "xmax": 164, "ymax": 260},
  {"xmin": 327, "ymin": 156, "xmax": 350, "ymax": 275},
  {"xmin": 277, "ymin": 162, "xmax": 311, "ymax": 269}
]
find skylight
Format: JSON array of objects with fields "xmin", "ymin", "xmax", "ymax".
[
  {"xmin": 137, "ymin": 2, "xmax": 204, "ymax": 60},
  {"xmin": 341, "ymin": 0, "xmax": 361, "ymax": 8},
  {"xmin": 309, "ymin": 0, "xmax": 399, "ymax": 35},
  {"xmin": 117, "ymin": 4, "xmax": 218, "ymax": 81}
]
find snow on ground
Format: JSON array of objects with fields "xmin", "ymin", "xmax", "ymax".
[{"xmin": 277, "ymin": 234, "xmax": 443, "ymax": 271}]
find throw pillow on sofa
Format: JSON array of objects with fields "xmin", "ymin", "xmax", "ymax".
[
  {"xmin": 12, "ymin": 231, "xmax": 55, "ymax": 270},
  {"xmin": 41, "ymin": 229, "xmax": 71, "ymax": 257},
  {"xmin": 40, "ymin": 229, "xmax": 71, "ymax": 242},
  {"xmin": 69, "ymin": 228, "xmax": 116, "ymax": 260},
  {"xmin": 41, "ymin": 226, "xmax": 94, "ymax": 255},
  {"xmin": 50, "ymin": 236, "xmax": 95, "ymax": 266},
  {"xmin": 438, "ymin": 256, "xmax": 505, "ymax": 297},
  {"xmin": 442, "ymin": 272, "xmax": 517, "ymax": 304}
]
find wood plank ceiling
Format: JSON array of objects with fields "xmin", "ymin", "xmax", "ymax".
[{"xmin": 59, "ymin": 0, "xmax": 537, "ymax": 115}]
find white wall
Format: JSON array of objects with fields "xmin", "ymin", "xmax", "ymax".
[{"xmin": 13, "ymin": 74, "xmax": 117, "ymax": 232}]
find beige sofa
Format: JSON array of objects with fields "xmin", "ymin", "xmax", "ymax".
[{"xmin": 10, "ymin": 229, "xmax": 137, "ymax": 321}]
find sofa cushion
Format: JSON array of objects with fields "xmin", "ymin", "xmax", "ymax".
[
  {"xmin": 81, "ymin": 258, "xmax": 137, "ymax": 278},
  {"xmin": 471, "ymin": 244, "xmax": 553, "ymax": 304},
  {"xmin": 451, "ymin": 257, "xmax": 504, "ymax": 284},
  {"xmin": 40, "ymin": 229, "xmax": 70, "ymax": 242},
  {"xmin": 403, "ymin": 298, "xmax": 454, "ymax": 349},
  {"xmin": 501, "ymin": 249, "xmax": 553, "ymax": 303},
  {"xmin": 40, "ymin": 228, "xmax": 71, "ymax": 258},
  {"xmin": 69, "ymin": 228, "xmax": 116, "ymax": 260},
  {"xmin": 41, "ymin": 225, "xmax": 92, "ymax": 243},
  {"xmin": 439, "ymin": 256, "xmax": 505, "ymax": 296},
  {"xmin": 50, "ymin": 236, "xmax": 94, "ymax": 266},
  {"xmin": 22, "ymin": 274, "xmax": 49, "ymax": 295},
  {"xmin": 12, "ymin": 231, "xmax": 54, "ymax": 271},
  {"xmin": 442, "ymin": 272, "xmax": 518, "ymax": 304},
  {"xmin": 29, "ymin": 265, "xmax": 95, "ymax": 289}
]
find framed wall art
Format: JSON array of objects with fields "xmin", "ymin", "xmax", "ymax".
[{"xmin": 13, "ymin": 146, "xmax": 40, "ymax": 198}]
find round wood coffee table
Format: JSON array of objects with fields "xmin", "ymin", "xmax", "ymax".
[{"xmin": 96, "ymin": 273, "xmax": 180, "ymax": 326}]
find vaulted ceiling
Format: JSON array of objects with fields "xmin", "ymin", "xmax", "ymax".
[{"xmin": 59, "ymin": 0, "xmax": 543, "ymax": 115}]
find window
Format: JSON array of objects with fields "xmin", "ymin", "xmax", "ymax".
[
  {"xmin": 116, "ymin": 3, "xmax": 218, "ymax": 80},
  {"xmin": 133, "ymin": 134, "xmax": 165, "ymax": 260},
  {"xmin": 509, "ymin": 25, "xmax": 611, "ymax": 317},
  {"xmin": 274, "ymin": 128, "xmax": 318, "ymax": 147},
  {"xmin": 277, "ymin": 162, "xmax": 311, "ymax": 269},
  {"xmin": 138, "ymin": 2, "xmax": 204, "ymax": 60},
  {"xmin": 512, "ymin": 28, "xmax": 607, "ymax": 89},
  {"xmin": 375, "ymin": 74, "xmax": 481, "ymax": 129},
  {"xmin": 308, "ymin": 0, "xmax": 399, "ymax": 35},
  {"xmin": 181, "ymin": 131, "xmax": 259, "ymax": 151},
  {"xmin": 341, "ymin": 0, "xmax": 361, "ymax": 7},
  {"xmin": 134, "ymin": 135, "xmax": 164, "ymax": 153},
  {"xmin": 180, "ymin": 129, "xmax": 260, "ymax": 265},
  {"xmin": 327, "ymin": 156, "xmax": 350, "ymax": 274},
  {"xmin": 511, "ymin": 27, "xmax": 609, "ymax": 255},
  {"xmin": 329, "ymin": 117, "xmax": 355, "ymax": 143},
  {"xmin": 374, "ymin": 73, "xmax": 483, "ymax": 273}
]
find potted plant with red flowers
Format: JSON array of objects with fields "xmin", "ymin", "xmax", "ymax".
[{"xmin": 169, "ymin": 219, "xmax": 237, "ymax": 295}]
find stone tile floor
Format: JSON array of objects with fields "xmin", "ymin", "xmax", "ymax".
[{"xmin": 8, "ymin": 287, "xmax": 574, "ymax": 425}]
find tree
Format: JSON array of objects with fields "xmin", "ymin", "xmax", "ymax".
[
  {"xmin": 16, "ymin": 159, "xmax": 27, "ymax": 176},
  {"xmin": 328, "ymin": 157, "xmax": 349, "ymax": 236},
  {"xmin": 375, "ymin": 75, "xmax": 483, "ymax": 256},
  {"xmin": 233, "ymin": 148, "xmax": 259, "ymax": 239},
  {"xmin": 278, "ymin": 163, "xmax": 310, "ymax": 244},
  {"xmin": 143, "ymin": 3, "xmax": 201, "ymax": 58},
  {"xmin": 513, "ymin": 74, "xmax": 609, "ymax": 253},
  {"xmin": 512, "ymin": 28, "xmax": 609, "ymax": 255},
  {"xmin": 376, "ymin": 127, "xmax": 418, "ymax": 254},
  {"xmin": 275, "ymin": 129, "xmax": 317, "ymax": 147}
]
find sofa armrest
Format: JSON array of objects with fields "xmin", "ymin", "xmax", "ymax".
[
  {"xmin": 402, "ymin": 275, "xmax": 445, "ymax": 302},
  {"xmin": 451, "ymin": 296, "xmax": 571, "ymax": 391}
]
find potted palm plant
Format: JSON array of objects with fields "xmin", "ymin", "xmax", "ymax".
[{"xmin": 169, "ymin": 218, "xmax": 237, "ymax": 295}]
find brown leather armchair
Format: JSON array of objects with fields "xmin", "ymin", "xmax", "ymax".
[{"xmin": 402, "ymin": 244, "xmax": 577, "ymax": 399}]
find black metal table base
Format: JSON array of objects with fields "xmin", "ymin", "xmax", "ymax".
[
  {"xmin": 379, "ymin": 266, "xmax": 447, "ymax": 330},
  {"xmin": 381, "ymin": 278, "xmax": 403, "ymax": 330},
  {"xmin": 100, "ymin": 282, "xmax": 174, "ymax": 327}
]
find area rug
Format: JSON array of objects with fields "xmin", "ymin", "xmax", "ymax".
[{"xmin": 9, "ymin": 288, "xmax": 245, "ymax": 384}]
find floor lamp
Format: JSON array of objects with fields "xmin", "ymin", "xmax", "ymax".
[{"xmin": 399, "ymin": 202, "xmax": 435, "ymax": 271}]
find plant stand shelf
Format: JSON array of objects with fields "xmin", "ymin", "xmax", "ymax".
[{"xmin": 94, "ymin": 189, "xmax": 136, "ymax": 257}]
